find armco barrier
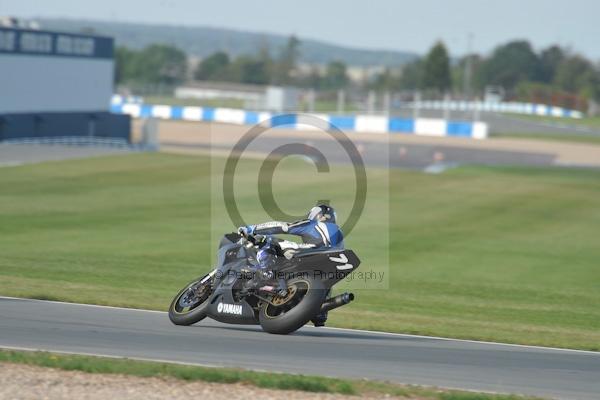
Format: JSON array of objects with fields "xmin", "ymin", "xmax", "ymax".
[
  {"xmin": 111, "ymin": 103, "xmax": 488, "ymax": 139},
  {"xmin": 408, "ymin": 100, "xmax": 583, "ymax": 119}
]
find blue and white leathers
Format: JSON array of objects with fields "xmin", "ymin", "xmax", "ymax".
[{"xmin": 247, "ymin": 219, "xmax": 344, "ymax": 249}]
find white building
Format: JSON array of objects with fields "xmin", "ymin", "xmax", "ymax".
[{"xmin": 175, "ymin": 82, "xmax": 299, "ymax": 112}]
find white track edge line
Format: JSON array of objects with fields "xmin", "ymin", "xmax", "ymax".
[
  {"xmin": 1, "ymin": 295, "xmax": 598, "ymax": 356},
  {"xmin": 0, "ymin": 295, "xmax": 166, "ymax": 314},
  {"xmin": 0, "ymin": 344, "xmax": 272, "ymax": 374}
]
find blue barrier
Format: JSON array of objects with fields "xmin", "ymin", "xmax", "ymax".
[
  {"xmin": 446, "ymin": 122, "xmax": 473, "ymax": 137},
  {"xmin": 388, "ymin": 118, "xmax": 414, "ymax": 133},
  {"xmin": 111, "ymin": 103, "xmax": 488, "ymax": 139}
]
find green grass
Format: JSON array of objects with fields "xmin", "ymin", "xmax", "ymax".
[
  {"xmin": 144, "ymin": 95, "xmax": 246, "ymax": 109},
  {"xmin": 506, "ymin": 113, "xmax": 600, "ymax": 129},
  {"xmin": 491, "ymin": 131, "xmax": 600, "ymax": 145},
  {"xmin": 0, "ymin": 153, "xmax": 599, "ymax": 350},
  {"xmin": 298, "ymin": 99, "xmax": 358, "ymax": 113},
  {"xmin": 143, "ymin": 95, "xmax": 358, "ymax": 113},
  {"xmin": 0, "ymin": 349, "xmax": 541, "ymax": 399}
]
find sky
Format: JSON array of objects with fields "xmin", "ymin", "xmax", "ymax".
[{"xmin": 3, "ymin": 0, "xmax": 600, "ymax": 59}]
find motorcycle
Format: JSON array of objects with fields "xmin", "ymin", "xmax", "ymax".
[{"xmin": 168, "ymin": 232, "xmax": 360, "ymax": 334}]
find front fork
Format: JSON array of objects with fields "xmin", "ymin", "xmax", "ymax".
[{"xmin": 199, "ymin": 269, "xmax": 218, "ymax": 286}]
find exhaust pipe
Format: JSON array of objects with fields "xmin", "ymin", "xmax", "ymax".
[{"xmin": 320, "ymin": 292, "xmax": 354, "ymax": 313}]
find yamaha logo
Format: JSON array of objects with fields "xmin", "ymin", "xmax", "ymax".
[{"xmin": 217, "ymin": 302, "xmax": 243, "ymax": 315}]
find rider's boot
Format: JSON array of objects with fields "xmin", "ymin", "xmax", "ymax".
[
  {"xmin": 311, "ymin": 288, "xmax": 331, "ymax": 327},
  {"xmin": 240, "ymin": 267, "xmax": 272, "ymax": 294}
]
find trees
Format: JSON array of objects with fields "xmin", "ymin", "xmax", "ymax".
[
  {"xmin": 554, "ymin": 55, "xmax": 600, "ymax": 100},
  {"xmin": 480, "ymin": 40, "xmax": 539, "ymax": 90},
  {"xmin": 370, "ymin": 68, "xmax": 396, "ymax": 91},
  {"xmin": 114, "ymin": 47, "xmax": 137, "ymax": 84},
  {"xmin": 272, "ymin": 35, "xmax": 301, "ymax": 85},
  {"xmin": 191, "ymin": 35, "xmax": 300, "ymax": 86},
  {"xmin": 113, "ymin": 37, "xmax": 600, "ymax": 107},
  {"xmin": 193, "ymin": 52, "xmax": 270, "ymax": 85},
  {"xmin": 450, "ymin": 54, "xmax": 484, "ymax": 95},
  {"xmin": 194, "ymin": 51, "xmax": 230, "ymax": 81},
  {"xmin": 397, "ymin": 61, "xmax": 422, "ymax": 90},
  {"xmin": 421, "ymin": 41, "xmax": 451, "ymax": 92},
  {"xmin": 321, "ymin": 61, "xmax": 349, "ymax": 90},
  {"xmin": 138, "ymin": 44, "xmax": 187, "ymax": 85},
  {"xmin": 115, "ymin": 44, "xmax": 187, "ymax": 85},
  {"xmin": 539, "ymin": 45, "xmax": 565, "ymax": 83},
  {"xmin": 469, "ymin": 40, "xmax": 600, "ymax": 105},
  {"xmin": 229, "ymin": 56, "xmax": 270, "ymax": 85}
]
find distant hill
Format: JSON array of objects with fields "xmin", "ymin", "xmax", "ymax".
[{"xmin": 38, "ymin": 18, "xmax": 418, "ymax": 67}]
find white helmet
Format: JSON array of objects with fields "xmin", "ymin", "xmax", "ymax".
[{"xmin": 307, "ymin": 204, "xmax": 336, "ymax": 223}]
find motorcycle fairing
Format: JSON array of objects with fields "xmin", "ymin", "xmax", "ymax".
[{"xmin": 278, "ymin": 249, "xmax": 361, "ymax": 288}]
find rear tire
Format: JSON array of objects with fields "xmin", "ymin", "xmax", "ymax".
[
  {"xmin": 259, "ymin": 276, "xmax": 327, "ymax": 334},
  {"xmin": 168, "ymin": 274, "xmax": 213, "ymax": 326}
]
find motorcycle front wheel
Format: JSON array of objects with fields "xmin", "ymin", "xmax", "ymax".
[
  {"xmin": 168, "ymin": 272, "xmax": 214, "ymax": 326},
  {"xmin": 259, "ymin": 276, "xmax": 327, "ymax": 334}
]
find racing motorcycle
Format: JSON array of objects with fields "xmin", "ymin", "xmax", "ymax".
[{"xmin": 168, "ymin": 232, "xmax": 360, "ymax": 334}]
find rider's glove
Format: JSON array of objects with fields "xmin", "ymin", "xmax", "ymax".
[{"xmin": 237, "ymin": 226, "xmax": 253, "ymax": 237}]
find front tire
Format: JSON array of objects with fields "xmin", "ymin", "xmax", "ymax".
[
  {"xmin": 168, "ymin": 273, "xmax": 213, "ymax": 326},
  {"xmin": 259, "ymin": 276, "xmax": 327, "ymax": 334}
]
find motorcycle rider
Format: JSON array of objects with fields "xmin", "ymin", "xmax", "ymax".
[{"xmin": 238, "ymin": 204, "xmax": 343, "ymax": 326}]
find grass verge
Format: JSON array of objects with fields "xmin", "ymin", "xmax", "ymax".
[
  {"xmin": 490, "ymin": 131, "xmax": 600, "ymax": 145},
  {"xmin": 0, "ymin": 349, "xmax": 541, "ymax": 399},
  {"xmin": 143, "ymin": 95, "xmax": 246, "ymax": 109},
  {"xmin": 505, "ymin": 113, "xmax": 600, "ymax": 129}
]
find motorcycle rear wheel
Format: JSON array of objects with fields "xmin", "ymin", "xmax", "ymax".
[{"xmin": 259, "ymin": 276, "xmax": 327, "ymax": 334}]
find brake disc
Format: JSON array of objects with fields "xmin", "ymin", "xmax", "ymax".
[{"xmin": 271, "ymin": 285, "xmax": 297, "ymax": 306}]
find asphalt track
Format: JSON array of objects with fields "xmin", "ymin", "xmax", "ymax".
[
  {"xmin": 155, "ymin": 119, "xmax": 600, "ymax": 169},
  {"xmin": 163, "ymin": 137, "xmax": 556, "ymax": 170},
  {"xmin": 1, "ymin": 297, "xmax": 599, "ymax": 399}
]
